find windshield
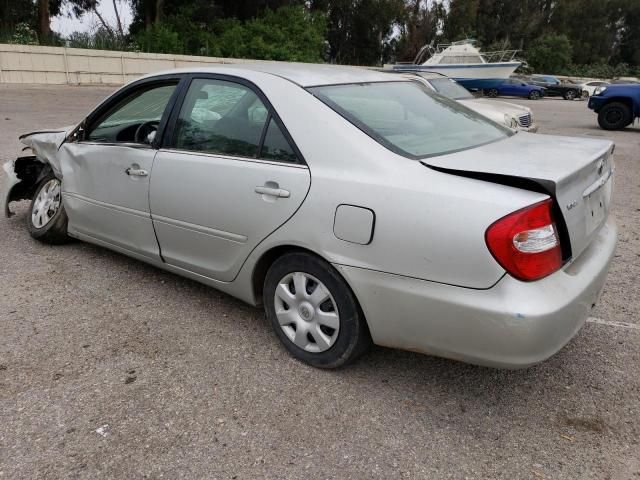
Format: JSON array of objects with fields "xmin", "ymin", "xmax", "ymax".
[
  {"xmin": 309, "ymin": 81, "xmax": 511, "ymax": 159},
  {"xmin": 425, "ymin": 77, "xmax": 473, "ymax": 99}
]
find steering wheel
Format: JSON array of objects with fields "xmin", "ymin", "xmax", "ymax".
[{"xmin": 134, "ymin": 120, "xmax": 160, "ymax": 144}]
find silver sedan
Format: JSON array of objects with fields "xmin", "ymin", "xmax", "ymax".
[{"xmin": 2, "ymin": 64, "xmax": 617, "ymax": 368}]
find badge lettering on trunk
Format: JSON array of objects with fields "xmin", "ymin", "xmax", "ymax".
[{"xmin": 566, "ymin": 200, "xmax": 578, "ymax": 211}]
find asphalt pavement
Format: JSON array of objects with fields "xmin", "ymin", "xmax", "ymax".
[{"xmin": 0, "ymin": 85, "xmax": 638, "ymax": 479}]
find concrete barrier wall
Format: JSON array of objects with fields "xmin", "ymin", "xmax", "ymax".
[{"xmin": 0, "ymin": 44, "xmax": 260, "ymax": 85}]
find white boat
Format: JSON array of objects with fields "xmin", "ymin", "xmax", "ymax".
[{"xmin": 393, "ymin": 40, "xmax": 521, "ymax": 90}]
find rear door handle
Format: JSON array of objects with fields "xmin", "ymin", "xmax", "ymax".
[
  {"xmin": 125, "ymin": 167, "xmax": 148, "ymax": 177},
  {"xmin": 255, "ymin": 186, "xmax": 290, "ymax": 198}
]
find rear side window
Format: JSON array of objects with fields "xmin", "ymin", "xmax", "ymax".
[
  {"xmin": 173, "ymin": 78, "xmax": 299, "ymax": 162},
  {"xmin": 260, "ymin": 118, "xmax": 298, "ymax": 163},
  {"xmin": 310, "ymin": 81, "xmax": 511, "ymax": 159},
  {"xmin": 174, "ymin": 79, "xmax": 268, "ymax": 158}
]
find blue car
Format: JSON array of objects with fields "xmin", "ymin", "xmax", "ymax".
[
  {"xmin": 485, "ymin": 79, "xmax": 546, "ymax": 100},
  {"xmin": 588, "ymin": 84, "xmax": 640, "ymax": 130}
]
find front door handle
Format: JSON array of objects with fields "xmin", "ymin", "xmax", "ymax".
[
  {"xmin": 255, "ymin": 185, "xmax": 290, "ymax": 198},
  {"xmin": 125, "ymin": 167, "xmax": 149, "ymax": 177}
]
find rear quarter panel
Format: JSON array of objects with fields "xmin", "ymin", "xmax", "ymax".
[{"xmin": 235, "ymin": 73, "xmax": 548, "ymax": 289}]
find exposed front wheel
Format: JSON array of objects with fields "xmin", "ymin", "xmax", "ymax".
[
  {"xmin": 27, "ymin": 174, "xmax": 70, "ymax": 244},
  {"xmin": 597, "ymin": 102, "xmax": 633, "ymax": 130},
  {"xmin": 486, "ymin": 88, "xmax": 498, "ymax": 98},
  {"xmin": 264, "ymin": 252, "xmax": 371, "ymax": 368},
  {"xmin": 528, "ymin": 90, "xmax": 541, "ymax": 100}
]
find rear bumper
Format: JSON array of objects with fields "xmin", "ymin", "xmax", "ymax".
[{"xmin": 336, "ymin": 218, "xmax": 617, "ymax": 368}]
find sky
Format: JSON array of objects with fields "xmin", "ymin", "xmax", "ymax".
[{"xmin": 51, "ymin": 0, "xmax": 133, "ymax": 36}]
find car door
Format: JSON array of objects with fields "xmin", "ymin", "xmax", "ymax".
[
  {"xmin": 60, "ymin": 76, "xmax": 184, "ymax": 261},
  {"xmin": 500, "ymin": 79, "xmax": 518, "ymax": 96},
  {"xmin": 149, "ymin": 75, "xmax": 311, "ymax": 282}
]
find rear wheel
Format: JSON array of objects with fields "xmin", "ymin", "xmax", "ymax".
[
  {"xmin": 564, "ymin": 89, "xmax": 577, "ymax": 100},
  {"xmin": 528, "ymin": 90, "xmax": 541, "ymax": 100},
  {"xmin": 27, "ymin": 174, "xmax": 69, "ymax": 244},
  {"xmin": 486, "ymin": 88, "xmax": 498, "ymax": 98},
  {"xmin": 597, "ymin": 102, "xmax": 633, "ymax": 130},
  {"xmin": 263, "ymin": 252, "xmax": 371, "ymax": 368}
]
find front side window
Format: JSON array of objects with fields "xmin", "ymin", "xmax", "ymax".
[
  {"xmin": 87, "ymin": 83, "xmax": 177, "ymax": 143},
  {"xmin": 310, "ymin": 81, "xmax": 511, "ymax": 159},
  {"xmin": 173, "ymin": 78, "xmax": 298, "ymax": 162}
]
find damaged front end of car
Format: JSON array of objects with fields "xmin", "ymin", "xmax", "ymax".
[{"xmin": 2, "ymin": 128, "xmax": 73, "ymax": 217}]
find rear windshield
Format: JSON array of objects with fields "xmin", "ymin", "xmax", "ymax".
[
  {"xmin": 309, "ymin": 81, "xmax": 511, "ymax": 159},
  {"xmin": 426, "ymin": 77, "xmax": 474, "ymax": 100}
]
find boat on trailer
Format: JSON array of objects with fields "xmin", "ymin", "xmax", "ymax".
[{"xmin": 392, "ymin": 40, "xmax": 521, "ymax": 91}]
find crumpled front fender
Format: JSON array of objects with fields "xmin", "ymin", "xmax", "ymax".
[
  {"xmin": 2, "ymin": 160, "xmax": 21, "ymax": 217},
  {"xmin": 2, "ymin": 126, "xmax": 75, "ymax": 217},
  {"xmin": 18, "ymin": 127, "xmax": 74, "ymax": 176}
]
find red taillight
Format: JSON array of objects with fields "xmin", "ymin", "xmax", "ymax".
[{"xmin": 485, "ymin": 198, "xmax": 563, "ymax": 281}]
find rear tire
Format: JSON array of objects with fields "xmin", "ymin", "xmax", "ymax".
[
  {"xmin": 486, "ymin": 88, "xmax": 498, "ymax": 98},
  {"xmin": 528, "ymin": 90, "xmax": 541, "ymax": 100},
  {"xmin": 564, "ymin": 89, "xmax": 577, "ymax": 100},
  {"xmin": 597, "ymin": 102, "xmax": 633, "ymax": 131},
  {"xmin": 27, "ymin": 174, "xmax": 70, "ymax": 244},
  {"xmin": 263, "ymin": 252, "xmax": 371, "ymax": 368}
]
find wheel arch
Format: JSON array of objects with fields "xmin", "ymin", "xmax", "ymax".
[
  {"xmin": 250, "ymin": 244, "xmax": 371, "ymax": 334},
  {"xmin": 601, "ymin": 96, "xmax": 634, "ymax": 114}
]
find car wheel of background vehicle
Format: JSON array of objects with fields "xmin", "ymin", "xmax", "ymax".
[
  {"xmin": 486, "ymin": 88, "xmax": 498, "ymax": 98},
  {"xmin": 263, "ymin": 252, "xmax": 371, "ymax": 369},
  {"xmin": 528, "ymin": 91, "xmax": 540, "ymax": 100},
  {"xmin": 597, "ymin": 102, "xmax": 633, "ymax": 130},
  {"xmin": 564, "ymin": 90, "xmax": 577, "ymax": 100},
  {"xmin": 582, "ymin": 90, "xmax": 590, "ymax": 99},
  {"xmin": 27, "ymin": 174, "xmax": 70, "ymax": 244}
]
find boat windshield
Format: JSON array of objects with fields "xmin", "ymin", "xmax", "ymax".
[{"xmin": 309, "ymin": 81, "xmax": 511, "ymax": 159}]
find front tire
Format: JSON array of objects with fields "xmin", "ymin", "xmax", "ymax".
[
  {"xmin": 27, "ymin": 174, "xmax": 70, "ymax": 244},
  {"xmin": 486, "ymin": 88, "xmax": 498, "ymax": 98},
  {"xmin": 597, "ymin": 102, "xmax": 633, "ymax": 130},
  {"xmin": 528, "ymin": 90, "xmax": 541, "ymax": 100},
  {"xmin": 264, "ymin": 252, "xmax": 371, "ymax": 368},
  {"xmin": 564, "ymin": 89, "xmax": 577, "ymax": 100}
]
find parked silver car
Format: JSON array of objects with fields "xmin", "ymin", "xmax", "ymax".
[
  {"xmin": 397, "ymin": 71, "xmax": 538, "ymax": 132},
  {"xmin": 2, "ymin": 64, "xmax": 616, "ymax": 368}
]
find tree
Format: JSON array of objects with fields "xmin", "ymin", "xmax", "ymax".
[{"xmin": 526, "ymin": 34, "xmax": 573, "ymax": 73}]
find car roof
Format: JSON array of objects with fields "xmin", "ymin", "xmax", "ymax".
[{"xmin": 139, "ymin": 62, "xmax": 406, "ymax": 88}]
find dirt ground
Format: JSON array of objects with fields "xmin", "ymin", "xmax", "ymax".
[{"xmin": 1, "ymin": 85, "xmax": 639, "ymax": 479}]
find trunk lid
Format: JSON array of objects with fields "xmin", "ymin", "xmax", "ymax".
[{"xmin": 422, "ymin": 132, "xmax": 614, "ymax": 262}]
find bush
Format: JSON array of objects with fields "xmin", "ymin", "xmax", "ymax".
[
  {"xmin": 10, "ymin": 22, "xmax": 38, "ymax": 45},
  {"xmin": 134, "ymin": 23, "xmax": 183, "ymax": 54},
  {"xmin": 214, "ymin": 6, "xmax": 327, "ymax": 62},
  {"xmin": 526, "ymin": 34, "xmax": 572, "ymax": 74}
]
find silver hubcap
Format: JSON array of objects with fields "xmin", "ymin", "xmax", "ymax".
[
  {"xmin": 31, "ymin": 179, "xmax": 61, "ymax": 229},
  {"xmin": 274, "ymin": 272, "xmax": 340, "ymax": 353}
]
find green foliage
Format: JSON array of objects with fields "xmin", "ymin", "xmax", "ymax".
[
  {"xmin": 525, "ymin": 34, "xmax": 573, "ymax": 74},
  {"xmin": 132, "ymin": 5, "xmax": 326, "ymax": 62},
  {"xmin": 10, "ymin": 23, "xmax": 39, "ymax": 45},
  {"xmin": 214, "ymin": 6, "xmax": 327, "ymax": 62},
  {"xmin": 2, "ymin": 0, "xmax": 640, "ymax": 73},
  {"xmin": 68, "ymin": 28, "xmax": 128, "ymax": 51},
  {"xmin": 134, "ymin": 23, "xmax": 183, "ymax": 54}
]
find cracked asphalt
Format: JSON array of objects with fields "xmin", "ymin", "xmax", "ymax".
[{"xmin": 1, "ymin": 85, "xmax": 639, "ymax": 479}]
